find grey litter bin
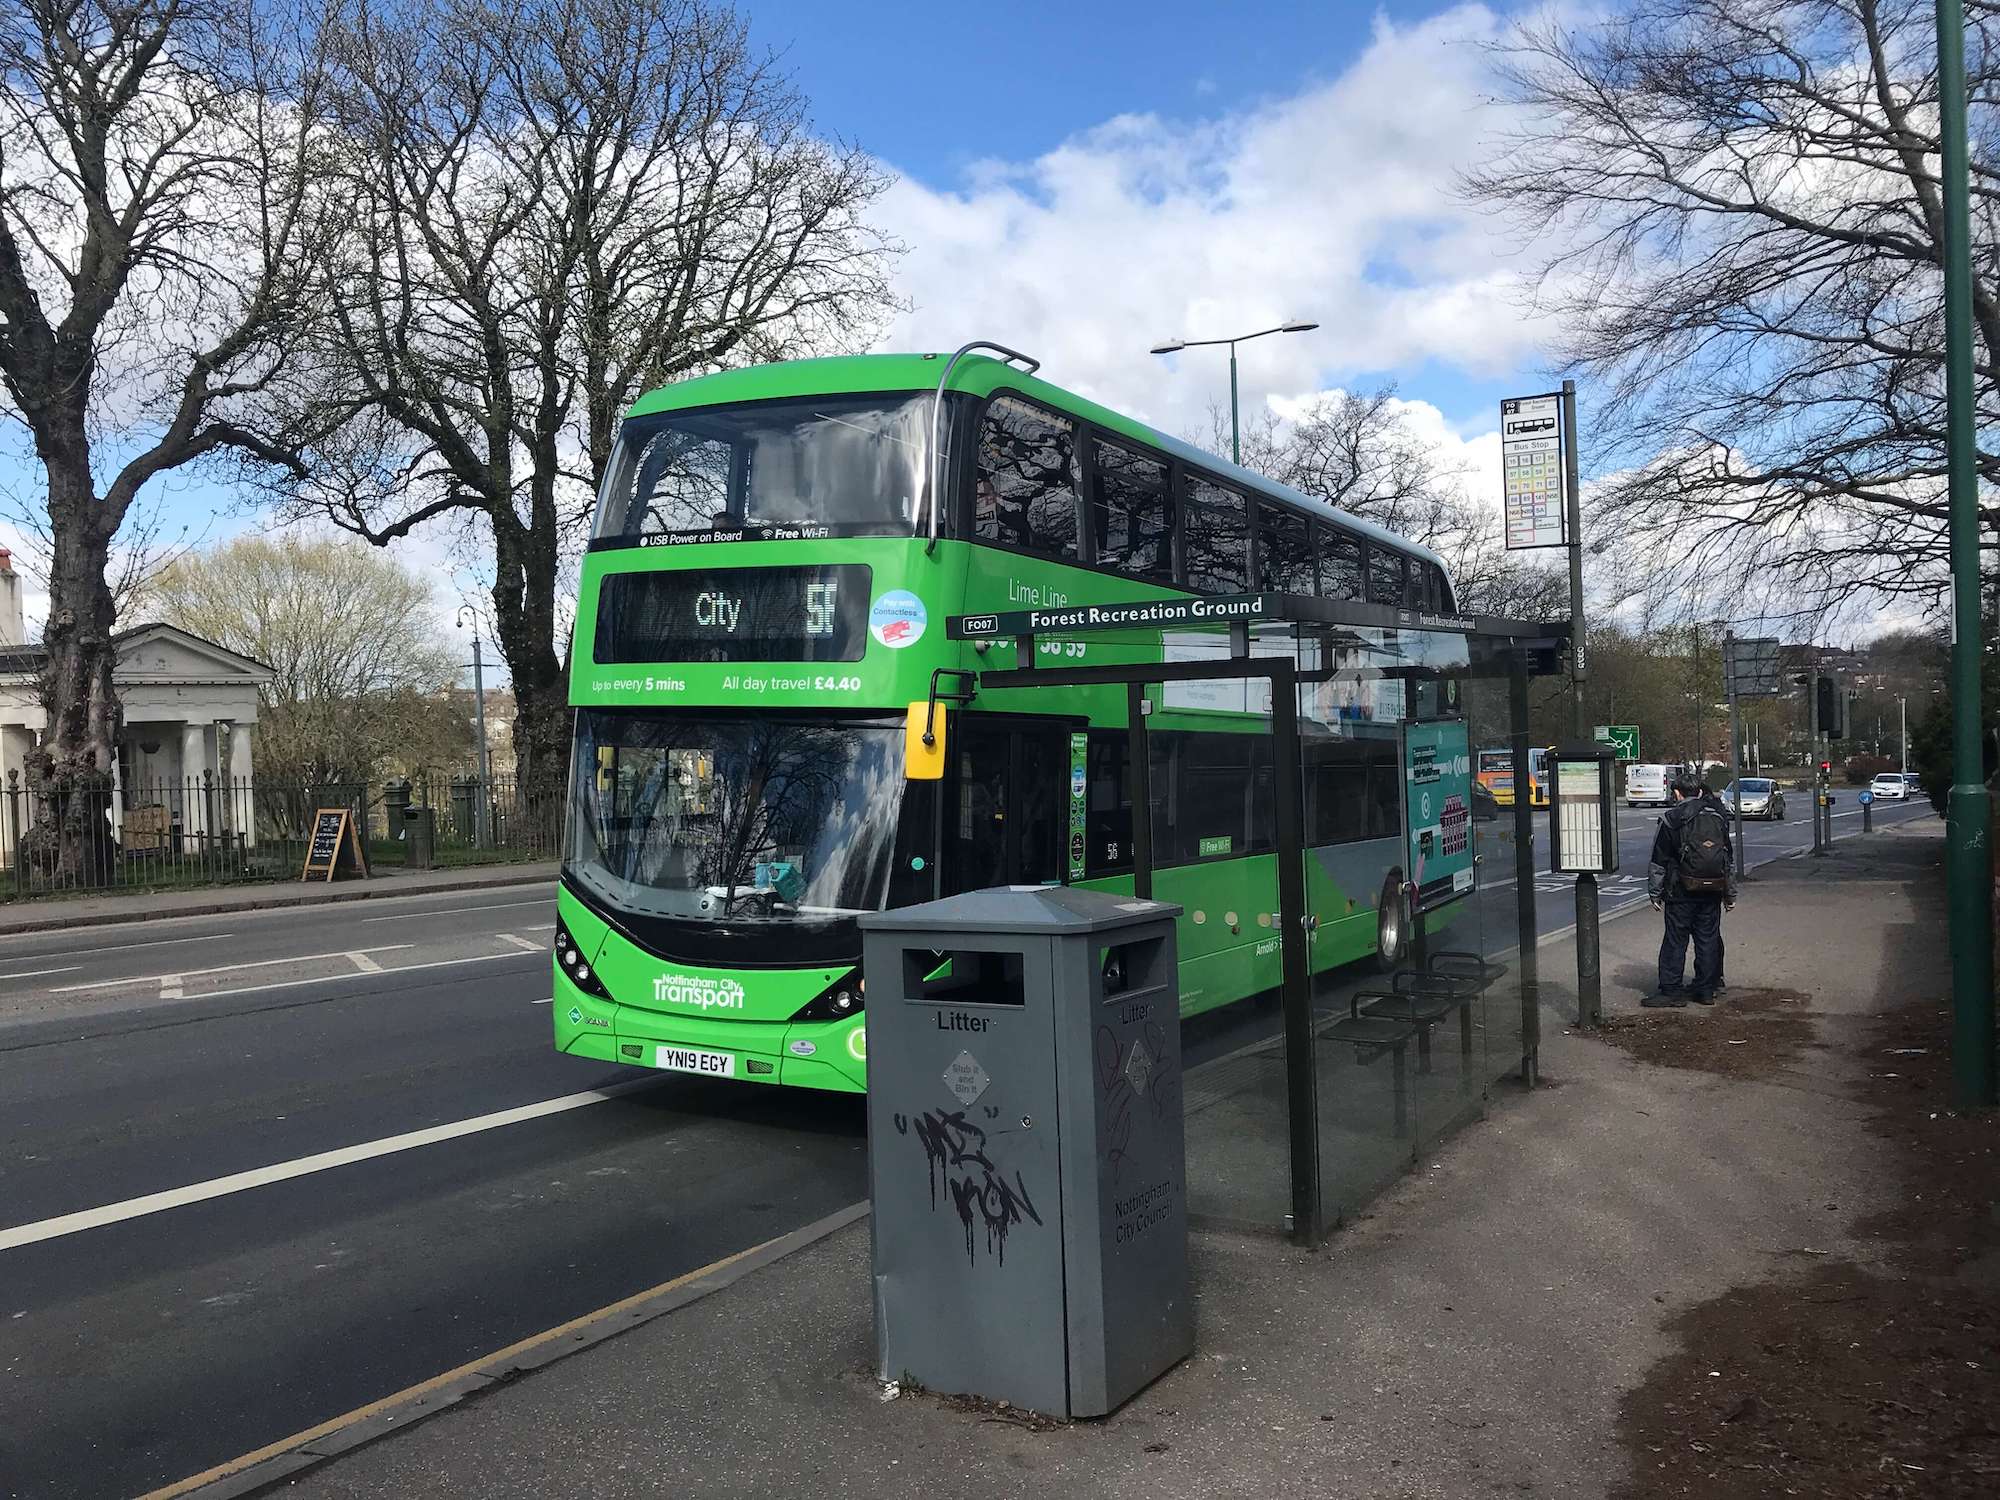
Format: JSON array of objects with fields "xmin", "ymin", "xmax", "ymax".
[
  {"xmin": 859, "ymin": 886, "xmax": 1191, "ymax": 1418},
  {"xmin": 402, "ymin": 803, "xmax": 435, "ymax": 869}
]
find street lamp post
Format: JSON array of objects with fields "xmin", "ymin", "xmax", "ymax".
[
  {"xmin": 1934, "ymin": 0, "xmax": 1996, "ymax": 1106},
  {"xmin": 1150, "ymin": 320, "xmax": 1319, "ymax": 465},
  {"xmin": 457, "ymin": 606, "xmax": 493, "ymax": 850}
]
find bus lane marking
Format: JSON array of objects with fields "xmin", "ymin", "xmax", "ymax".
[
  {"xmin": 0, "ymin": 1076, "xmax": 666, "ymax": 1253},
  {"xmin": 497, "ymin": 933, "xmax": 543, "ymax": 952},
  {"xmin": 0, "ymin": 931, "xmax": 238, "ymax": 963},
  {"xmin": 360, "ymin": 898, "xmax": 554, "ymax": 923},
  {"xmin": 47, "ymin": 945, "xmax": 416, "ymax": 994}
]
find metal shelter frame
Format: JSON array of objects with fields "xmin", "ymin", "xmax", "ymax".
[{"xmin": 955, "ymin": 591, "xmax": 1569, "ymax": 1244}]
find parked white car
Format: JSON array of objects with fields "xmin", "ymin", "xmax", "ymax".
[
  {"xmin": 1870, "ymin": 773, "xmax": 1910, "ymax": 801},
  {"xmin": 1624, "ymin": 763, "xmax": 1671, "ymax": 807}
]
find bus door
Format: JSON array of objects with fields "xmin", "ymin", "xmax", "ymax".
[{"xmin": 947, "ymin": 718, "xmax": 1075, "ymax": 892}]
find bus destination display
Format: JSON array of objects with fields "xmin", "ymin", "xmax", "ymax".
[{"xmin": 594, "ymin": 564, "xmax": 871, "ymax": 663}]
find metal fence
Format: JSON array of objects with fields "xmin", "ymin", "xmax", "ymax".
[{"xmin": 0, "ymin": 771, "xmax": 561, "ymax": 898}]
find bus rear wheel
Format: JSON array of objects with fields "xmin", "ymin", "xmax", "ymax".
[{"xmin": 1374, "ymin": 874, "xmax": 1410, "ymax": 970}]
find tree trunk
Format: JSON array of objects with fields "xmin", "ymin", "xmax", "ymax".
[
  {"xmin": 34, "ymin": 448, "xmax": 122, "ymax": 880},
  {"xmin": 490, "ymin": 518, "xmax": 569, "ymax": 832}
]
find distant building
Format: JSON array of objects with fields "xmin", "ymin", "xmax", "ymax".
[{"xmin": 0, "ymin": 549, "xmax": 276, "ymax": 854}]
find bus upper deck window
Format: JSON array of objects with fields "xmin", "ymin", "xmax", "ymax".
[
  {"xmin": 1315, "ymin": 525, "xmax": 1363, "ymax": 600},
  {"xmin": 1256, "ymin": 503, "xmax": 1311, "ymax": 593},
  {"xmin": 1183, "ymin": 477, "xmax": 1248, "ymax": 592},
  {"xmin": 976, "ymin": 396, "xmax": 1080, "ymax": 558},
  {"xmin": 600, "ymin": 395, "xmax": 932, "ymax": 540},
  {"xmin": 1367, "ymin": 546, "xmax": 1405, "ymax": 606},
  {"xmin": 1091, "ymin": 439, "xmax": 1171, "ymax": 579}
]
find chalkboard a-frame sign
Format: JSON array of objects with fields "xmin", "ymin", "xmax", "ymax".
[{"xmin": 300, "ymin": 807, "xmax": 370, "ymax": 882}]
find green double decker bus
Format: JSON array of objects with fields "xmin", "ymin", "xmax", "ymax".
[{"xmin": 553, "ymin": 348, "xmax": 1463, "ymax": 1093}]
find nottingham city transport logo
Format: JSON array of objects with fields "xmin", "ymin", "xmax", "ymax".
[
  {"xmin": 653, "ymin": 972, "xmax": 747, "ymax": 1011},
  {"xmin": 867, "ymin": 590, "xmax": 927, "ymax": 648}
]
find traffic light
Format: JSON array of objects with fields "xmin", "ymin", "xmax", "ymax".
[
  {"xmin": 1820, "ymin": 759, "xmax": 1832, "ymax": 775},
  {"xmin": 1816, "ymin": 677, "xmax": 1847, "ymax": 738}
]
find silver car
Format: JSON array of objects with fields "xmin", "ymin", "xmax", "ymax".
[{"xmin": 1723, "ymin": 777, "xmax": 1786, "ymax": 820}]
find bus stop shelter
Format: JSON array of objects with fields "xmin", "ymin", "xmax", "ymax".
[{"xmin": 945, "ymin": 590, "xmax": 1569, "ymax": 1245}]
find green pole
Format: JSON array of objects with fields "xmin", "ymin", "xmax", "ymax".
[
  {"xmin": 1936, "ymin": 0, "xmax": 1996, "ymax": 1107},
  {"xmin": 1228, "ymin": 343, "xmax": 1240, "ymax": 465}
]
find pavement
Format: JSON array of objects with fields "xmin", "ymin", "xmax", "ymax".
[
  {"xmin": 253, "ymin": 819, "xmax": 1950, "ymax": 1499},
  {"xmin": 0, "ymin": 858, "xmax": 558, "ymax": 936}
]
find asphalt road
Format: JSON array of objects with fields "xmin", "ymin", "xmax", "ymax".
[
  {"xmin": 0, "ymin": 890, "xmax": 868, "ymax": 1500},
  {"xmin": 0, "ymin": 791, "xmax": 1936, "ymax": 1499}
]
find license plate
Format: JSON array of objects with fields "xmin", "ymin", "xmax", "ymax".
[{"xmin": 654, "ymin": 1045, "xmax": 734, "ymax": 1077}]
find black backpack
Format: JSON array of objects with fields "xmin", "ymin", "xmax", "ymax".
[{"xmin": 1679, "ymin": 801, "xmax": 1732, "ymax": 894}]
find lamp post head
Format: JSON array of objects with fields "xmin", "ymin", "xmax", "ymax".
[
  {"xmin": 1149, "ymin": 338, "xmax": 1186, "ymax": 355},
  {"xmin": 1281, "ymin": 319, "xmax": 1319, "ymax": 334}
]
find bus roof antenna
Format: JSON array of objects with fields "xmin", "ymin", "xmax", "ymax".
[{"xmin": 928, "ymin": 342, "xmax": 1041, "ymax": 554}]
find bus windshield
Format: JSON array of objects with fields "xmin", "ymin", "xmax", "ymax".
[
  {"xmin": 594, "ymin": 395, "xmax": 935, "ymax": 541},
  {"xmin": 566, "ymin": 711, "xmax": 908, "ymax": 937}
]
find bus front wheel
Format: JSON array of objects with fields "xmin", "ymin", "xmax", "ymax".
[{"xmin": 1374, "ymin": 874, "xmax": 1411, "ymax": 970}]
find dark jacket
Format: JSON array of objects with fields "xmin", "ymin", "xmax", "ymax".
[{"xmin": 1647, "ymin": 790, "xmax": 1738, "ymax": 902}]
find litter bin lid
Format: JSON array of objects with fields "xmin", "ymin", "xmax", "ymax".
[{"xmin": 858, "ymin": 885, "xmax": 1181, "ymax": 936}]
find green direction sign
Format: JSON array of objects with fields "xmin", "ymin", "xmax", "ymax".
[
  {"xmin": 1594, "ymin": 724, "xmax": 1641, "ymax": 762},
  {"xmin": 948, "ymin": 592, "xmax": 1276, "ymax": 639}
]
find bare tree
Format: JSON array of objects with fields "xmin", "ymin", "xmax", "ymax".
[
  {"xmin": 274, "ymin": 0, "xmax": 898, "ymax": 806},
  {"xmin": 1462, "ymin": 0, "xmax": 2000, "ymax": 621},
  {"xmin": 129, "ymin": 533, "xmax": 466, "ymax": 781},
  {"xmin": 0, "ymin": 0, "xmax": 330, "ymax": 870}
]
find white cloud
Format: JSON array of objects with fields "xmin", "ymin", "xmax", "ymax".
[{"xmin": 874, "ymin": 5, "xmax": 1545, "ymax": 448}]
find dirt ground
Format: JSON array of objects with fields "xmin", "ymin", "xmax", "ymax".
[
  {"xmin": 1607, "ymin": 991, "xmax": 2000, "ymax": 1497},
  {"xmin": 1596, "ymin": 987, "xmax": 1817, "ymax": 1081}
]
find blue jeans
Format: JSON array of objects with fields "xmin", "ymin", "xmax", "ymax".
[{"xmin": 1659, "ymin": 897, "xmax": 1724, "ymax": 995}]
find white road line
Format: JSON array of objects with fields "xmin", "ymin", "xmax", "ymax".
[
  {"xmin": 361, "ymin": 898, "xmax": 553, "ymax": 923},
  {"xmin": 521, "ymin": 923, "xmax": 555, "ymax": 932},
  {"xmin": 497, "ymin": 933, "xmax": 543, "ymax": 952},
  {"xmin": 0, "ymin": 932, "xmax": 237, "ymax": 963},
  {"xmin": 0, "ymin": 966, "xmax": 82, "ymax": 981},
  {"xmin": 159, "ymin": 976, "xmax": 184, "ymax": 999},
  {"xmin": 47, "ymin": 944, "xmax": 414, "ymax": 994},
  {"xmin": 0, "ymin": 1077, "xmax": 664, "ymax": 1253},
  {"xmin": 349, "ymin": 952, "xmax": 383, "ymax": 973},
  {"xmin": 530, "ymin": 997, "xmax": 553, "ymax": 1005},
  {"xmin": 154, "ymin": 949, "xmax": 541, "ymax": 1005}
]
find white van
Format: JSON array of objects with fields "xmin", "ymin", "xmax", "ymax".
[{"xmin": 1624, "ymin": 764, "xmax": 1671, "ymax": 807}]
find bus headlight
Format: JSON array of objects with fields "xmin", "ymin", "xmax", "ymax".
[
  {"xmin": 791, "ymin": 969, "xmax": 864, "ymax": 1023},
  {"xmin": 555, "ymin": 918, "xmax": 610, "ymax": 1000}
]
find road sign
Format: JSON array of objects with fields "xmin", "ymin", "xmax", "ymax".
[
  {"xmin": 1724, "ymin": 635, "xmax": 1783, "ymax": 697},
  {"xmin": 1594, "ymin": 723, "xmax": 1641, "ymax": 761},
  {"xmin": 1501, "ymin": 395, "xmax": 1567, "ymax": 550}
]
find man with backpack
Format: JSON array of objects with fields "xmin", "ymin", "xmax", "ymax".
[{"xmin": 1645, "ymin": 770, "xmax": 1736, "ymax": 1007}]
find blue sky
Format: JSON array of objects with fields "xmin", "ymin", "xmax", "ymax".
[
  {"xmin": 750, "ymin": 0, "xmax": 1535, "ymax": 438},
  {"xmin": 751, "ymin": 2, "xmax": 1435, "ymax": 182}
]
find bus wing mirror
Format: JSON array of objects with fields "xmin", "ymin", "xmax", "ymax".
[{"xmin": 905, "ymin": 702, "xmax": 947, "ymax": 780}]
